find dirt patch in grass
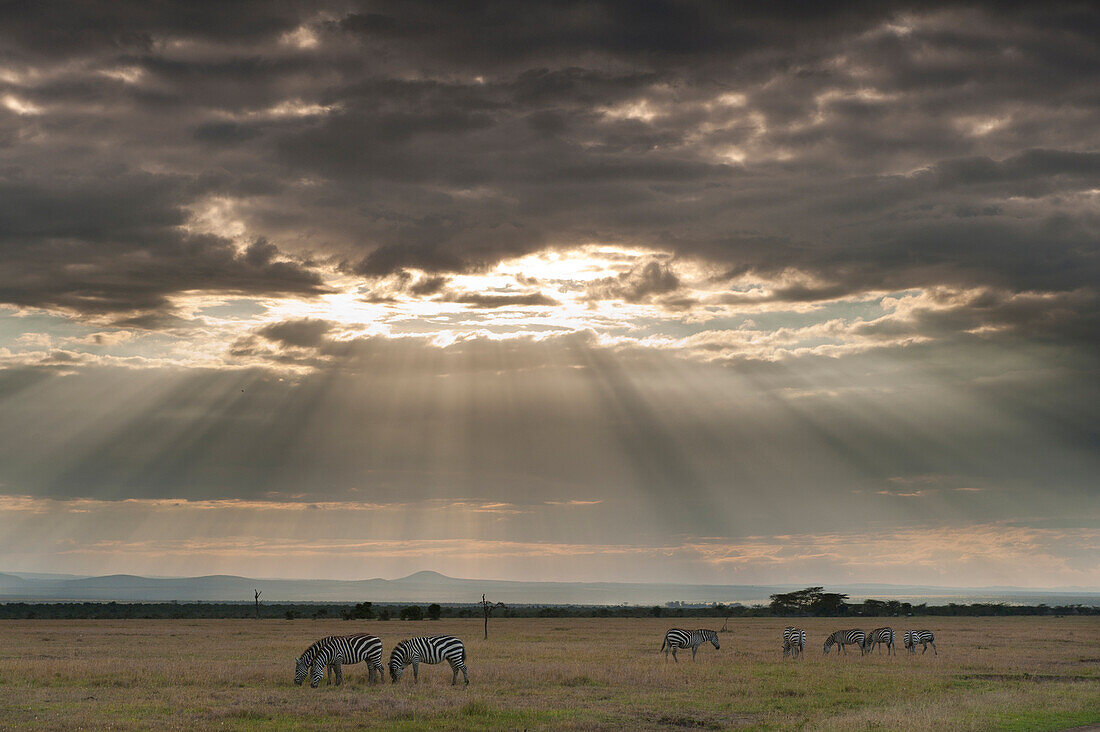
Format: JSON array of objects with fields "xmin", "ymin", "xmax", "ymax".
[{"xmin": 960, "ymin": 673, "xmax": 1100, "ymax": 683}]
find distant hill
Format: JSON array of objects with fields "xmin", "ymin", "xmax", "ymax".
[{"xmin": 1, "ymin": 571, "xmax": 1097, "ymax": 606}]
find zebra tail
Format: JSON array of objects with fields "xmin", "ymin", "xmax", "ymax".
[{"xmin": 660, "ymin": 638, "xmax": 666, "ymax": 652}]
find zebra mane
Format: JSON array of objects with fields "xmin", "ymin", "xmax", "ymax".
[{"xmin": 299, "ymin": 635, "xmax": 333, "ymax": 662}]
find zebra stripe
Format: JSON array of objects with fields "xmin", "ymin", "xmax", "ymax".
[
  {"xmin": 903, "ymin": 630, "xmax": 937, "ymax": 655},
  {"xmin": 782, "ymin": 627, "xmax": 806, "ymax": 658},
  {"xmin": 864, "ymin": 627, "xmax": 896, "ymax": 655},
  {"xmin": 661, "ymin": 628, "xmax": 720, "ymax": 662},
  {"xmin": 308, "ymin": 634, "xmax": 384, "ymax": 687},
  {"xmin": 389, "ymin": 635, "xmax": 468, "ymax": 685},
  {"xmin": 295, "ymin": 636, "xmax": 340, "ymax": 686},
  {"xmin": 824, "ymin": 629, "xmax": 867, "ymax": 655}
]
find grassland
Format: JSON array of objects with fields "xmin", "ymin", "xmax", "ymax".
[{"xmin": 0, "ymin": 616, "xmax": 1097, "ymax": 730}]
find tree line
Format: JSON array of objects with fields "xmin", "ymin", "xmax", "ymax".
[{"xmin": 0, "ymin": 593, "xmax": 1096, "ymax": 621}]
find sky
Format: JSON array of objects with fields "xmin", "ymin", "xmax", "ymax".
[{"xmin": 0, "ymin": 0, "xmax": 1097, "ymax": 588}]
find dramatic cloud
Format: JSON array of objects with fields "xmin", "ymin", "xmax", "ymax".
[{"xmin": 0, "ymin": 1, "xmax": 1096, "ymax": 585}]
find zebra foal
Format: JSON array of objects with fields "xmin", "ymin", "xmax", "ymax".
[
  {"xmin": 306, "ymin": 634, "xmax": 384, "ymax": 687},
  {"xmin": 823, "ymin": 629, "xmax": 867, "ymax": 655},
  {"xmin": 661, "ymin": 628, "xmax": 720, "ymax": 662},
  {"xmin": 782, "ymin": 627, "xmax": 806, "ymax": 658},
  {"xmin": 389, "ymin": 635, "xmax": 469, "ymax": 685}
]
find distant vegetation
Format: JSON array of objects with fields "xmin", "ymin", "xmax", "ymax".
[{"xmin": 1, "ymin": 586, "xmax": 1097, "ymax": 620}]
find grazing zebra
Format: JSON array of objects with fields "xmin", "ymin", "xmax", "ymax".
[
  {"xmin": 782, "ymin": 627, "xmax": 807, "ymax": 658},
  {"xmin": 823, "ymin": 629, "xmax": 867, "ymax": 655},
  {"xmin": 307, "ymin": 634, "xmax": 384, "ymax": 688},
  {"xmin": 903, "ymin": 630, "xmax": 937, "ymax": 655},
  {"xmin": 294, "ymin": 636, "xmax": 338, "ymax": 686},
  {"xmin": 864, "ymin": 627, "xmax": 896, "ymax": 655},
  {"xmin": 389, "ymin": 635, "xmax": 469, "ymax": 685},
  {"xmin": 661, "ymin": 628, "xmax": 720, "ymax": 662}
]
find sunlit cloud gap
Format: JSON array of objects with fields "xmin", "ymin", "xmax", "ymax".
[{"xmin": 4, "ymin": 244, "xmax": 1066, "ymax": 375}]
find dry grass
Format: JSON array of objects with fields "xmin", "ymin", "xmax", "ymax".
[{"xmin": 0, "ymin": 616, "xmax": 1097, "ymax": 730}]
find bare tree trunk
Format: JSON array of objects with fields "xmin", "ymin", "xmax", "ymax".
[{"xmin": 481, "ymin": 594, "xmax": 506, "ymax": 639}]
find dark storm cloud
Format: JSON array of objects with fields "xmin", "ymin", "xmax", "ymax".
[
  {"xmin": 0, "ymin": 1, "xmax": 305, "ymax": 60},
  {"xmin": 0, "ymin": 0, "xmax": 1096, "ymax": 341},
  {"xmin": 586, "ymin": 260, "xmax": 682, "ymax": 303},
  {"xmin": 256, "ymin": 318, "xmax": 334, "ymax": 349},
  {"xmin": 442, "ymin": 291, "xmax": 561, "ymax": 309}
]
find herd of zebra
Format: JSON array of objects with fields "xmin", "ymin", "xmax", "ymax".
[
  {"xmin": 294, "ymin": 634, "xmax": 469, "ymax": 687},
  {"xmin": 661, "ymin": 627, "xmax": 937, "ymax": 661},
  {"xmin": 292, "ymin": 626, "xmax": 938, "ymax": 688}
]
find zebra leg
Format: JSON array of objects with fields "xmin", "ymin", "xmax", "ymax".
[
  {"xmin": 412, "ymin": 661, "xmax": 419, "ymax": 683},
  {"xmin": 692, "ymin": 645, "xmax": 698, "ymax": 661},
  {"xmin": 462, "ymin": 666, "xmax": 469, "ymax": 686},
  {"xmin": 335, "ymin": 660, "xmax": 343, "ymax": 686},
  {"xmin": 931, "ymin": 641, "xmax": 937, "ymax": 655},
  {"xmin": 671, "ymin": 646, "xmax": 678, "ymax": 662},
  {"xmin": 452, "ymin": 665, "xmax": 458, "ymax": 685}
]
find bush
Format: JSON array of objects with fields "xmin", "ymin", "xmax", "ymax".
[
  {"xmin": 427, "ymin": 603, "xmax": 441, "ymax": 620},
  {"xmin": 399, "ymin": 605, "xmax": 423, "ymax": 621}
]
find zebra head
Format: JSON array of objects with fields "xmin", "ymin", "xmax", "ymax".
[
  {"xmin": 708, "ymin": 631, "xmax": 720, "ymax": 650},
  {"xmin": 293, "ymin": 654, "xmax": 310, "ymax": 686},
  {"xmin": 309, "ymin": 647, "xmax": 330, "ymax": 688},
  {"xmin": 823, "ymin": 633, "xmax": 836, "ymax": 654},
  {"xmin": 388, "ymin": 642, "xmax": 408, "ymax": 683}
]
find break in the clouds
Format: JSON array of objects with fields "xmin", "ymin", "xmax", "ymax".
[{"xmin": 0, "ymin": 1, "xmax": 1097, "ymax": 586}]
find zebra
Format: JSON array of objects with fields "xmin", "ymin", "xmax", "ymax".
[
  {"xmin": 864, "ymin": 627, "xmax": 896, "ymax": 655},
  {"xmin": 661, "ymin": 628, "xmax": 720, "ymax": 662},
  {"xmin": 389, "ymin": 635, "xmax": 468, "ymax": 685},
  {"xmin": 307, "ymin": 634, "xmax": 384, "ymax": 688},
  {"xmin": 782, "ymin": 627, "xmax": 806, "ymax": 658},
  {"xmin": 295, "ymin": 636, "xmax": 341, "ymax": 686},
  {"xmin": 823, "ymin": 629, "xmax": 867, "ymax": 655},
  {"xmin": 903, "ymin": 630, "xmax": 937, "ymax": 655}
]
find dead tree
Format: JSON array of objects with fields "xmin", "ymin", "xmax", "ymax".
[
  {"xmin": 254, "ymin": 589, "xmax": 262, "ymax": 619},
  {"xmin": 481, "ymin": 594, "xmax": 507, "ymax": 640}
]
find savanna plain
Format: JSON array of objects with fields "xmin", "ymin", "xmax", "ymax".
[{"xmin": 0, "ymin": 616, "xmax": 1097, "ymax": 731}]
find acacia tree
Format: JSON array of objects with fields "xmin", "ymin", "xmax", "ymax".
[{"xmin": 768, "ymin": 587, "xmax": 849, "ymax": 616}]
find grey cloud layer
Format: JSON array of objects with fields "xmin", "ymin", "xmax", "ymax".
[{"xmin": 0, "ymin": 0, "xmax": 1096, "ymax": 343}]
